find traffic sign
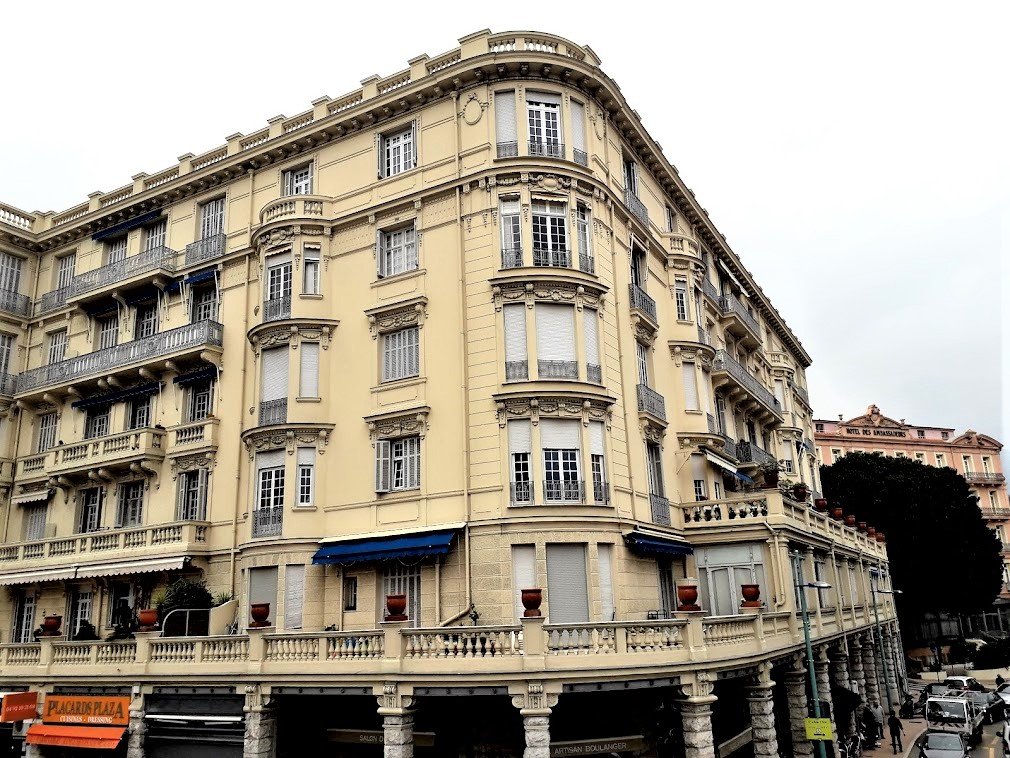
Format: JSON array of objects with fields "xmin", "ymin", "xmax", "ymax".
[{"xmin": 804, "ymin": 717, "xmax": 834, "ymax": 741}]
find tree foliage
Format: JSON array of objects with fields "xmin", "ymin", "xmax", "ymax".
[{"xmin": 820, "ymin": 453, "xmax": 1002, "ymax": 625}]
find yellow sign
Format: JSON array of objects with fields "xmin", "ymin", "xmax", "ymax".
[{"xmin": 804, "ymin": 717, "xmax": 834, "ymax": 741}]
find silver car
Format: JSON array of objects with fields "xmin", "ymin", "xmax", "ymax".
[{"xmin": 917, "ymin": 731, "xmax": 969, "ymax": 758}]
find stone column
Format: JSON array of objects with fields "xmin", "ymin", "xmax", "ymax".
[
  {"xmin": 377, "ymin": 683, "xmax": 417, "ymax": 758},
  {"xmin": 784, "ymin": 667, "xmax": 814, "ymax": 758},
  {"xmin": 511, "ymin": 681, "xmax": 558, "ymax": 758},
  {"xmin": 849, "ymin": 636, "xmax": 866, "ymax": 699},
  {"xmin": 679, "ymin": 698, "xmax": 717, "ymax": 758},
  {"xmin": 244, "ymin": 685, "xmax": 276, "ymax": 758},
  {"xmin": 861, "ymin": 635, "xmax": 881, "ymax": 708},
  {"xmin": 830, "ymin": 649, "xmax": 854, "ymax": 736},
  {"xmin": 882, "ymin": 631, "xmax": 901, "ymax": 705},
  {"xmin": 128, "ymin": 687, "xmax": 146, "ymax": 758},
  {"xmin": 814, "ymin": 648, "xmax": 838, "ymax": 743},
  {"xmin": 746, "ymin": 665, "xmax": 779, "ymax": 758}
]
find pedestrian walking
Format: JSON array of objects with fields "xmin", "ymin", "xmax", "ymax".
[
  {"xmin": 887, "ymin": 711, "xmax": 904, "ymax": 755},
  {"xmin": 870, "ymin": 700, "xmax": 885, "ymax": 740}
]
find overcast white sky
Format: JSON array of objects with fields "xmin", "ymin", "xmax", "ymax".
[{"xmin": 1, "ymin": 1, "xmax": 1006, "ymax": 446}]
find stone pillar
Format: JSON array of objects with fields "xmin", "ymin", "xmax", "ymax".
[
  {"xmin": 849, "ymin": 637, "xmax": 866, "ymax": 699},
  {"xmin": 746, "ymin": 666, "xmax": 779, "ymax": 758},
  {"xmin": 861, "ymin": 635, "xmax": 881, "ymax": 708},
  {"xmin": 679, "ymin": 698, "xmax": 717, "ymax": 758},
  {"xmin": 882, "ymin": 631, "xmax": 901, "ymax": 705},
  {"xmin": 830, "ymin": 649, "xmax": 854, "ymax": 736},
  {"xmin": 522, "ymin": 715, "xmax": 551, "ymax": 758},
  {"xmin": 128, "ymin": 687, "xmax": 146, "ymax": 758},
  {"xmin": 785, "ymin": 667, "xmax": 814, "ymax": 758},
  {"xmin": 244, "ymin": 686, "xmax": 276, "ymax": 758},
  {"xmin": 511, "ymin": 681, "xmax": 558, "ymax": 758},
  {"xmin": 377, "ymin": 683, "xmax": 417, "ymax": 758},
  {"xmin": 814, "ymin": 648, "xmax": 838, "ymax": 743}
]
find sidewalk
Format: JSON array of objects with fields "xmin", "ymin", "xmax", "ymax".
[{"xmin": 859, "ymin": 717, "xmax": 928, "ymax": 758}]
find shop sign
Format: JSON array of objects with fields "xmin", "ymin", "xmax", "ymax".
[
  {"xmin": 0, "ymin": 692, "xmax": 38, "ymax": 722},
  {"xmin": 42, "ymin": 696, "xmax": 130, "ymax": 726},
  {"xmin": 550, "ymin": 735, "xmax": 647, "ymax": 756},
  {"xmin": 328, "ymin": 729, "xmax": 435, "ymax": 747},
  {"xmin": 804, "ymin": 717, "xmax": 833, "ymax": 741}
]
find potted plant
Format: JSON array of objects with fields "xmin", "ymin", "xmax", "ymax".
[
  {"xmin": 41, "ymin": 613, "xmax": 62, "ymax": 636},
  {"xmin": 845, "ymin": 515, "xmax": 857, "ymax": 527},
  {"xmin": 758, "ymin": 461, "xmax": 781, "ymax": 489},
  {"xmin": 138, "ymin": 588, "xmax": 165, "ymax": 631},
  {"xmin": 520, "ymin": 588, "xmax": 543, "ymax": 618},
  {"xmin": 676, "ymin": 580, "xmax": 701, "ymax": 612},
  {"xmin": 831, "ymin": 507, "xmax": 844, "ymax": 520},
  {"xmin": 741, "ymin": 584, "xmax": 762, "ymax": 608},
  {"xmin": 792, "ymin": 483, "xmax": 810, "ymax": 502},
  {"xmin": 385, "ymin": 594, "xmax": 408, "ymax": 621}
]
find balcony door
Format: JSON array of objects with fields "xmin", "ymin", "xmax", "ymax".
[
  {"xmin": 541, "ymin": 419, "xmax": 581, "ymax": 503},
  {"xmin": 0, "ymin": 252, "xmax": 22, "ymax": 295},
  {"xmin": 526, "ymin": 92, "xmax": 562, "ymax": 156},
  {"xmin": 200, "ymin": 198, "xmax": 225, "ymax": 239},
  {"xmin": 78, "ymin": 488, "xmax": 104, "ymax": 533}
]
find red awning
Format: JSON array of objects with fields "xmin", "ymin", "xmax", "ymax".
[{"xmin": 26, "ymin": 724, "xmax": 126, "ymax": 749}]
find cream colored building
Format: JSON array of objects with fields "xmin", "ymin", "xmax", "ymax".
[{"xmin": 0, "ymin": 30, "xmax": 897, "ymax": 758}]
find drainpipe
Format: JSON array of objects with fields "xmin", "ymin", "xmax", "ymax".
[{"xmin": 761, "ymin": 523, "xmax": 787, "ymax": 608}]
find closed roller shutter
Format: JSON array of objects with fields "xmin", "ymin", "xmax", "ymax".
[
  {"xmin": 512, "ymin": 544, "xmax": 536, "ymax": 621},
  {"xmin": 495, "ymin": 91, "xmax": 517, "ymax": 144},
  {"xmin": 256, "ymin": 450, "xmax": 284, "ymax": 471},
  {"xmin": 535, "ymin": 304, "xmax": 575, "ymax": 361},
  {"xmin": 504, "ymin": 304, "xmax": 527, "ymax": 363},
  {"xmin": 682, "ymin": 361, "xmax": 699, "ymax": 410},
  {"xmin": 583, "ymin": 309, "xmax": 599, "ymax": 365},
  {"xmin": 598, "ymin": 543, "xmax": 615, "ymax": 622},
  {"xmin": 261, "ymin": 347, "xmax": 289, "ymax": 401},
  {"xmin": 571, "ymin": 101, "xmax": 586, "ymax": 153},
  {"xmin": 508, "ymin": 420, "xmax": 532, "ymax": 455},
  {"xmin": 249, "ymin": 566, "xmax": 278, "ymax": 610},
  {"xmin": 546, "ymin": 544, "xmax": 589, "ymax": 623},
  {"xmin": 284, "ymin": 565, "xmax": 304, "ymax": 630},
  {"xmin": 540, "ymin": 418, "xmax": 580, "ymax": 449},
  {"xmin": 299, "ymin": 342, "xmax": 319, "ymax": 397},
  {"xmin": 589, "ymin": 422, "xmax": 604, "ymax": 456}
]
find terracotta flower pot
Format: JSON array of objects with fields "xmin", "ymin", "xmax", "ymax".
[
  {"xmin": 249, "ymin": 602, "xmax": 271, "ymax": 628},
  {"xmin": 857, "ymin": 521, "xmax": 867, "ymax": 533},
  {"xmin": 677, "ymin": 582, "xmax": 701, "ymax": 612},
  {"xmin": 876, "ymin": 532, "xmax": 886, "ymax": 543},
  {"xmin": 793, "ymin": 484, "xmax": 810, "ymax": 503},
  {"xmin": 831, "ymin": 507, "xmax": 844, "ymax": 520},
  {"xmin": 845, "ymin": 515, "xmax": 857, "ymax": 527},
  {"xmin": 41, "ymin": 615, "xmax": 62, "ymax": 634},
  {"xmin": 521, "ymin": 588, "xmax": 543, "ymax": 618},
  {"xmin": 741, "ymin": 584, "xmax": 762, "ymax": 608},
  {"xmin": 763, "ymin": 470, "xmax": 780, "ymax": 489},
  {"xmin": 385, "ymin": 594, "xmax": 408, "ymax": 621},
  {"xmin": 814, "ymin": 498, "xmax": 829, "ymax": 511},
  {"xmin": 867, "ymin": 527, "xmax": 876, "ymax": 538},
  {"xmin": 138, "ymin": 609, "xmax": 159, "ymax": 630}
]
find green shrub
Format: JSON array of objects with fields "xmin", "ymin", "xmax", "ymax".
[
  {"xmin": 160, "ymin": 579, "xmax": 212, "ymax": 618},
  {"xmin": 973, "ymin": 639, "xmax": 1010, "ymax": 670}
]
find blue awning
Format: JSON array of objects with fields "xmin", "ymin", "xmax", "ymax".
[
  {"xmin": 92, "ymin": 211, "xmax": 162, "ymax": 242},
  {"xmin": 312, "ymin": 529, "xmax": 459, "ymax": 566},
  {"xmin": 122, "ymin": 284, "xmax": 160, "ymax": 306},
  {"xmin": 623, "ymin": 531, "xmax": 693, "ymax": 558},
  {"xmin": 71, "ymin": 381, "xmax": 161, "ymax": 410},
  {"xmin": 185, "ymin": 269, "xmax": 217, "ymax": 285},
  {"xmin": 728, "ymin": 470, "xmax": 755, "ymax": 484},
  {"xmin": 173, "ymin": 366, "xmax": 217, "ymax": 386}
]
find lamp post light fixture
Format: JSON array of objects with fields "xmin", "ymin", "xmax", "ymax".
[
  {"xmin": 797, "ymin": 578, "xmax": 833, "ymax": 758},
  {"xmin": 870, "ymin": 570, "xmax": 903, "ymax": 713}
]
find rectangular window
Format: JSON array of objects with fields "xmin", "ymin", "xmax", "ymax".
[
  {"xmin": 659, "ymin": 561, "xmax": 676, "ymax": 616},
  {"xmin": 915, "ymin": 452, "xmax": 925, "ymax": 462},
  {"xmin": 534, "ymin": 305, "xmax": 577, "ymax": 380},
  {"xmin": 576, "ymin": 204, "xmax": 592, "ymax": 273},
  {"xmin": 500, "ymin": 198, "xmax": 522, "ymax": 267},
  {"xmin": 134, "ymin": 302, "xmax": 158, "ymax": 339},
  {"xmin": 127, "ymin": 396, "xmax": 151, "ymax": 430},
  {"xmin": 571, "ymin": 100, "xmax": 587, "ymax": 165},
  {"xmin": 282, "ymin": 164, "xmax": 313, "ymax": 196},
  {"xmin": 24, "ymin": 503, "xmax": 47, "ymax": 541},
  {"xmin": 382, "ymin": 327, "xmax": 419, "ymax": 382},
  {"xmin": 254, "ymin": 452, "xmax": 285, "ymax": 537},
  {"xmin": 696, "ymin": 544, "xmax": 766, "ymax": 617},
  {"xmin": 56, "ymin": 253, "xmax": 76, "ymax": 291},
  {"xmin": 630, "ymin": 243, "xmax": 645, "ymax": 287},
  {"xmin": 682, "ymin": 361, "xmax": 699, "ymax": 411},
  {"xmin": 303, "ymin": 247, "xmax": 320, "ymax": 294},
  {"xmin": 200, "ymin": 197, "xmax": 225, "ymax": 239},
  {"xmin": 815, "ymin": 422, "xmax": 825, "ymax": 432},
  {"xmin": 192, "ymin": 285, "xmax": 218, "ymax": 322},
  {"xmin": 512, "ymin": 545, "xmax": 536, "ymax": 620},
  {"xmin": 343, "ymin": 576, "xmax": 358, "ymax": 611},
  {"xmin": 990, "ymin": 491, "xmax": 999, "ymax": 510},
  {"xmin": 936, "ymin": 453, "xmax": 946, "ymax": 467},
  {"xmin": 503, "ymin": 303, "xmax": 528, "ymax": 381},
  {"xmin": 546, "ymin": 544, "xmax": 589, "ymax": 623},
  {"xmin": 382, "ymin": 564, "xmax": 421, "ymax": 626},
  {"xmin": 299, "ymin": 342, "xmax": 320, "ymax": 398},
  {"xmin": 67, "ymin": 589, "xmax": 93, "ymax": 637},
  {"xmin": 962, "ymin": 455, "xmax": 972, "ymax": 473},
  {"xmin": 583, "ymin": 308, "xmax": 600, "ymax": 384},
  {"xmin": 694, "ymin": 479, "xmax": 706, "ymax": 502},
  {"xmin": 106, "ymin": 237, "xmax": 127, "ymax": 265},
  {"xmin": 0, "ymin": 252, "xmax": 23, "ymax": 295},
  {"xmin": 646, "ymin": 442, "xmax": 665, "ymax": 497},
  {"xmin": 983, "ymin": 457, "xmax": 993, "ymax": 474},
  {"xmin": 526, "ymin": 91, "xmax": 563, "ymax": 158},
  {"xmin": 831, "ymin": 449, "xmax": 842, "ymax": 463},
  {"xmin": 917, "ymin": 429, "xmax": 925, "ymax": 439},
  {"xmin": 78, "ymin": 488, "xmax": 103, "ymax": 533},
  {"xmin": 941, "ymin": 431, "xmax": 949, "ymax": 440},
  {"xmin": 284, "ymin": 565, "xmax": 305, "ymax": 630},
  {"xmin": 96, "ymin": 313, "xmax": 119, "ymax": 350},
  {"xmin": 675, "ymin": 280, "xmax": 689, "ymax": 320},
  {"xmin": 117, "ymin": 481, "xmax": 145, "ymax": 528},
  {"xmin": 144, "ymin": 220, "xmax": 167, "ymax": 251},
  {"xmin": 84, "ymin": 406, "xmax": 110, "ymax": 439},
  {"xmin": 623, "ymin": 158, "xmax": 639, "ymax": 196},
  {"xmin": 187, "ymin": 380, "xmax": 214, "ymax": 422},
  {"xmin": 494, "ymin": 90, "xmax": 518, "ymax": 157},
  {"xmin": 265, "ymin": 253, "xmax": 293, "ymax": 317},
  {"xmin": 47, "ymin": 329, "xmax": 68, "ymax": 364},
  {"xmin": 665, "ymin": 206, "xmax": 676, "ymax": 233},
  {"xmin": 598, "ymin": 543, "xmax": 615, "ymax": 621},
  {"xmin": 375, "ymin": 437, "xmax": 420, "ymax": 492},
  {"xmin": 531, "ymin": 200, "xmax": 569, "ymax": 267},
  {"xmin": 177, "ymin": 469, "xmax": 208, "ymax": 521},
  {"xmin": 589, "ymin": 421, "xmax": 607, "ymax": 503},
  {"xmin": 780, "ymin": 440, "xmax": 794, "ymax": 473},
  {"xmin": 249, "ymin": 566, "xmax": 279, "ymax": 624},
  {"xmin": 12, "ymin": 593, "xmax": 36, "ymax": 644},
  {"xmin": 0, "ymin": 332, "xmax": 13, "ymax": 377},
  {"xmin": 107, "ymin": 582, "xmax": 135, "ymax": 627},
  {"xmin": 636, "ymin": 342, "xmax": 649, "ymax": 386},
  {"xmin": 261, "ymin": 345, "xmax": 289, "ymax": 408},
  {"xmin": 541, "ymin": 419, "xmax": 582, "ymax": 503},
  {"xmin": 36, "ymin": 412, "xmax": 57, "ymax": 453},
  {"xmin": 297, "ymin": 447, "xmax": 315, "ymax": 506},
  {"xmin": 896, "ymin": 451, "xmax": 906, "ymax": 458},
  {"xmin": 380, "ymin": 124, "xmax": 416, "ymax": 178},
  {"xmin": 508, "ymin": 420, "xmax": 533, "ymax": 504},
  {"xmin": 378, "ymin": 225, "xmax": 418, "ymax": 278}
]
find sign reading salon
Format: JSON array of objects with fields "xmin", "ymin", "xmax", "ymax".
[{"xmin": 42, "ymin": 695, "xmax": 130, "ymax": 726}]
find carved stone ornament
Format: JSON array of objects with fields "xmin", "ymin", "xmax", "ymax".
[
  {"xmin": 491, "ymin": 280, "xmax": 604, "ymax": 313},
  {"xmin": 365, "ymin": 406, "xmax": 430, "ymax": 443},
  {"xmin": 377, "ymin": 682, "xmax": 414, "ymax": 712},
  {"xmin": 365, "ymin": 296, "xmax": 428, "ymax": 339},
  {"xmin": 511, "ymin": 681, "xmax": 559, "ymax": 714},
  {"xmin": 459, "ymin": 93, "xmax": 487, "ymax": 125},
  {"xmin": 243, "ymin": 426, "xmax": 333, "ymax": 459},
  {"xmin": 248, "ymin": 323, "xmax": 335, "ymax": 353},
  {"xmin": 678, "ymin": 671, "xmax": 715, "ymax": 700},
  {"xmin": 495, "ymin": 396, "xmax": 612, "ymax": 429},
  {"xmin": 170, "ymin": 453, "xmax": 216, "ymax": 480},
  {"xmin": 641, "ymin": 418, "xmax": 667, "ymax": 443},
  {"xmin": 632, "ymin": 314, "xmax": 658, "ymax": 345}
]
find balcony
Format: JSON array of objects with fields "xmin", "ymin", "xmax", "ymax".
[
  {"xmin": 510, "ymin": 481, "xmax": 533, "ymax": 506},
  {"xmin": 624, "ymin": 188, "xmax": 649, "ymax": 226},
  {"xmin": 790, "ymin": 380, "xmax": 811, "ymax": 408},
  {"xmin": 701, "ymin": 277, "xmax": 721, "ymax": 304},
  {"xmin": 578, "ymin": 253, "xmax": 595, "ymax": 274},
  {"xmin": 636, "ymin": 384, "xmax": 666, "ymax": 422},
  {"xmin": 537, "ymin": 360, "xmax": 578, "ymax": 380},
  {"xmin": 66, "ymin": 246, "xmax": 178, "ymax": 304},
  {"xmin": 501, "ymin": 246, "xmax": 523, "ymax": 269},
  {"xmin": 252, "ymin": 505, "xmax": 283, "ymax": 538},
  {"xmin": 0, "ymin": 288, "xmax": 30, "ymax": 318},
  {"xmin": 505, "ymin": 361, "xmax": 529, "ymax": 381},
  {"xmin": 184, "ymin": 234, "xmax": 226, "ymax": 266},
  {"xmin": 717, "ymin": 435, "xmax": 738, "ymax": 460},
  {"xmin": 573, "ymin": 148, "xmax": 589, "ymax": 167},
  {"xmin": 586, "ymin": 363, "xmax": 602, "ymax": 384},
  {"xmin": 543, "ymin": 479, "xmax": 585, "ymax": 503},
  {"xmin": 0, "ymin": 373, "xmax": 15, "ymax": 397},
  {"xmin": 650, "ymin": 493, "xmax": 671, "ymax": 525},
  {"xmin": 967, "ymin": 472, "xmax": 1006, "ymax": 485},
  {"xmin": 528, "ymin": 140, "xmax": 564, "ymax": 159},
  {"xmin": 49, "ymin": 429, "xmax": 166, "ymax": 478},
  {"xmin": 710, "ymin": 350, "xmax": 783, "ymax": 422},
  {"xmin": 592, "ymin": 479, "xmax": 610, "ymax": 504},
  {"xmin": 37, "ymin": 286, "xmax": 71, "ymax": 315},
  {"xmin": 15, "ymin": 320, "xmax": 224, "ymax": 396},
  {"xmin": 533, "ymin": 247, "xmax": 571, "ymax": 268},
  {"xmin": 496, "ymin": 141, "xmax": 519, "ymax": 159},
  {"xmin": 628, "ymin": 284, "xmax": 657, "ymax": 324},
  {"xmin": 169, "ymin": 418, "xmax": 221, "ymax": 451},
  {"xmin": 258, "ymin": 196, "xmax": 330, "ymax": 227},
  {"xmin": 263, "ymin": 295, "xmax": 292, "ymax": 322},
  {"xmin": 736, "ymin": 440, "xmax": 776, "ymax": 468},
  {"xmin": 259, "ymin": 398, "xmax": 288, "ymax": 426},
  {"xmin": 718, "ymin": 293, "xmax": 762, "ymax": 348}
]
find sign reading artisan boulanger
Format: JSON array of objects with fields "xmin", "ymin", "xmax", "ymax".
[{"xmin": 42, "ymin": 696, "xmax": 130, "ymax": 726}]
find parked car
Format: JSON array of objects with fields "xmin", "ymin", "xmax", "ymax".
[
  {"xmin": 995, "ymin": 682, "xmax": 1010, "ymax": 707},
  {"xmin": 960, "ymin": 690, "xmax": 1004, "ymax": 724},
  {"xmin": 926, "ymin": 695, "xmax": 984, "ymax": 744},
  {"xmin": 916, "ymin": 730, "xmax": 970, "ymax": 758},
  {"xmin": 943, "ymin": 676, "xmax": 987, "ymax": 692}
]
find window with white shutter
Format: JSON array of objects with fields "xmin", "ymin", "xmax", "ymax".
[
  {"xmin": 512, "ymin": 544, "xmax": 535, "ymax": 620},
  {"xmin": 378, "ymin": 225, "xmax": 418, "ymax": 278},
  {"xmin": 0, "ymin": 252, "xmax": 22, "ymax": 296},
  {"xmin": 382, "ymin": 564, "xmax": 421, "ymax": 626},
  {"xmin": 299, "ymin": 343, "xmax": 320, "ymax": 398},
  {"xmin": 375, "ymin": 437, "xmax": 420, "ymax": 493},
  {"xmin": 380, "ymin": 123, "xmax": 416, "ymax": 178},
  {"xmin": 116, "ymin": 481, "xmax": 145, "ymax": 528},
  {"xmin": 682, "ymin": 362, "xmax": 699, "ymax": 411},
  {"xmin": 598, "ymin": 543, "xmax": 615, "ymax": 621},
  {"xmin": 200, "ymin": 197, "xmax": 225, "ymax": 239},
  {"xmin": 636, "ymin": 341, "xmax": 649, "ymax": 386},
  {"xmin": 571, "ymin": 101, "xmax": 587, "ymax": 165},
  {"xmin": 177, "ymin": 469, "xmax": 208, "ymax": 521},
  {"xmin": 24, "ymin": 503, "xmax": 47, "ymax": 541},
  {"xmin": 192, "ymin": 285, "xmax": 218, "ymax": 323},
  {"xmin": 589, "ymin": 421, "xmax": 607, "ymax": 503},
  {"xmin": 504, "ymin": 304, "xmax": 528, "ymax": 381},
  {"xmin": 134, "ymin": 302, "xmax": 158, "ymax": 339},
  {"xmin": 84, "ymin": 406, "xmax": 110, "ymax": 439},
  {"xmin": 303, "ymin": 247, "xmax": 321, "ymax": 295},
  {"xmin": 508, "ymin": 420, "xmax": 533, "ymax": 504},
  {"xmin": 282, "ymin": 164, "xmax": 313, "ymax": 196},
  {"xmin": 541, "ymin": 419, "xmax": 582, "ymax": 503},
  {"xmin": 187, "ymin": 380, "xmax": 214, "ymax": 423},
  {"xmin": 576, "ymin": 204, "xmax": 592, "ymax": 272},
  {"xmin": 260, "ymin": 346, "xmax": 289, "ymax": 424},
  {"xmin": 583, "ymin": 308, "xmax": 600, "ymax": 384},
  {"xmin": 127, "ymin": 396, "xmax": 151, "ymax": 430},
  {"xmin": 382, "ymin": 327, "xmax": 419, "ymax": 382},
  {"xmin": 249, "ymin": 566, "xmax": 279, "ymax": 618},
  {"xmin": 106, "ymin": 237, "xmax": 127, "ymax": 265},
  {"xmin": 546, "ymin": 543, "xmax": 589, "ymax": 623},
  {"xmin": 78, "ymin": 488, "xmax": 103, "ymax": 533},
  {"xmin": 500, "ymin": 198, "xmax": 522, "ymax": 267},
  {"xmin": 56, "ymin": 253, "xmax": 76, "ymax": 291},
  {"xmin": 675, "ymin": 280, "xmax": 689, "ymax": 321},
  {"xmin": 495, "ymin": 91, "xmax": 518, "ymax": 157},
  {"xmin": 144, "ymin": 220, "xmax": 167, "ymax": 251},
  {"xmin": 646, "ymin": 442, "xmax": 664, "ymax": 497},
  {"xmin": 0, "ymin": 333, "xmax": 13, "ymax": 377},
  {"xmin": 526, "ymin": 92, "xmax": 563, "ymax": 159},
  {"xmin": 284, "ymin": 565, "xmax": 305, "ymax": 629},
  {"xmin": 47, "ymin": 329, "xmax": 68, "ymax": 365},
  {"xmin": 535, "ymin": 304, "xmax": 576, "ymax": 380},
  {"xmin": 297, "ymin": 447, "xmax": 315, "ymax": 506},
  {"xmin": 254, "ymin": 451, "xmax": 285, "ymax": 537},
  {"xmin": 36, "ymin": 412, "xmax": 57, "ymax": 452},
  {"xmin": 695, "ymin": 544, "xmax": 766, "ymax": 617},
  {"xmin": 96, "ymin": 313, "xmax": 119, "ymax": 350}
]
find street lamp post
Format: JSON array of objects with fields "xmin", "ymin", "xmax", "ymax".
[
  {"xmin": 797, "ymin": 578, "xmax": 833, "ymax": 758},
  {"xmin": 870, "ymin": 571, "xmax": 903, "ymax": 713}
]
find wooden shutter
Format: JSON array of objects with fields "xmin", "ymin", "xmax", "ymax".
[
  {"xmin": 546, "ymin": 544, "xmax": 590, "ymax": 623},
  {"xmin": 535, "ymin": 304, "xmax": 575, "ymax": 361},
  {"xmin": 503, "ymin": 304, "xmax": 527, "ymax": 363},
  {"xmin": 512, "ymin": 544, "xmax": 536, "ymax": 621},
  {"xmin": 299, "ymin": 343, "xmax": 319, "ymax": 397},
  {"xmin": 597, "ymin": 543, "xmax": 615, "ymax": 622},
  {"xmin": 540, "ymin": 419, "xmax": 579, "ymax": 449},
  {"xmin": 495, "ymin": 91, "xmax": 517, "ymax": 144},
  {"xmin": 508, "ymin": 420, "xmax": 532, "ymax": 456},
  {"xmin": 582, "ymin": 309, "xmax": 599, "ymax": 365},
  {"xmin": 261, "ymin": 346, "xmax": 289, "ymax": 401},
  {"xmin": 374, "ymin": 439, "xmax": 391, "ymax": 492},
  {"xmin": 682, "ymin": 362, "xmax": 699, "ymax": 410},
  {"xmin": 284, "ymin": 565, "xmax": 305, "ymax": 630},
  {"xmin": 571, "ymin": 101, "xmax": 586, "ymax": 152}
]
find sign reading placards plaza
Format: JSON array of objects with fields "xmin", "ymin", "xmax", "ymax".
[{"xmin": 42, "ymin": 695, "xmax": 130, "ymax": 726}]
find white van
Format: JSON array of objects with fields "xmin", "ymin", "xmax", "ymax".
[{"xmin": 926, "ymin": 695, "xmax": 984, "ymax": 743}]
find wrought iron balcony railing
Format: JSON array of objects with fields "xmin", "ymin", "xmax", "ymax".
[
  {"xmin": 0, "ymin": 373, "xmax": 15, "ymax": 396},
  {"xmin": 578, "ymin": 253, "xmax": 595, "ymax": 274},
  {"xmin": 510, "ymin": 481, "xmax": 532, "ymax": 505},
  {"xmin": 737, "ymin": 440, "xmax": 776, "ymax": 467},
  {"xmin": 586, "ymin": 363, "xmax": 602, "ymax": 384},
  {"xmin": 789, "ymin": 380, "xmax": 810, "ymax": 407},
  {"xmin": 68, "ymin": 246, "xmax": 178, "ymax": 301},
  {"xmin": 636, "ymin": 384, "xmax": 666, "ymax": 421},
  {"xmin": 38, "ymin": 286, "xmax": 72, "ymax": 315},
  {"xmin": 711, "ymin": 350, "xmax": 782, "ymax": 417},
  {"xmin": 718, "ymin": 292, "xmax": 762, "ymax": 340},
  {"xmin": 624, "ymin": 188, "xmax": 649, "ymax": 226},
  {"xmin": 533, "ymin": 247, "xmax": 571, "ymax": 268},
  {"xmin": 252, "ymin": 505, "xmax": 283, "ymax": 538},
  {"xmin": 538, "ymin": 360, "xmax": 578, "ymax": 380},
  {"xmin": 263, "ymin": 295, "xmax": 292, "ymax": 322},
  {"xmin": 15, "ymin": 320, "xmax": 224, "ymax": 394},
  {"xmin": 543, "ymin": 479, "xmax": 584, "ymax": 503},
  {"xmin": 592, "ymin": 479, "xmax": 610, "ymax": 504},
  {"xmin": 505, "ymin": 360, "xmax": 528, "ymax": 381},
  {"xmin": 701, "ymin": 277, "xmax": 721, "ymax": 303},
  {"xmin": 697, "ymin": 326, "xmax": 711, "ymax": 345},
  {"xmin": 628, "ymin": 284, "xmax": 657, "ymax": 323},
  {"xmin": 258, "ymin": 399, "xmax": 288, "ymax": 426},
  {"xmin": 967, "ymin": 472, "xmax": 1006, "ymax": 484},
  {"xmin": 718, "ymin": 434, "xmax": 738, "ymax": 460},
  {"xmin": 501, "ymin": 246, "xmax": 523, "ymax": 269},
  {"xmin": 650, "ymin": 493, "xmax": 671, "ymax": 525},
  {"xmin": 573, "ymin": 148, "xmax": 589, "ymax": 167},
  {"xmin": 528, "ymin": 140, "xmax": 564, "ymax": 159},
  {"xmin": 185, "ymin": 233, "xmax": 226, "ymax": 266},
  {"xmin": 0, "ymin": 288, "xmax": 30, "ymax": 317},
  {"xmin": 496, "ymin": 141, "xmax": 519, "ymax": 159}
]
